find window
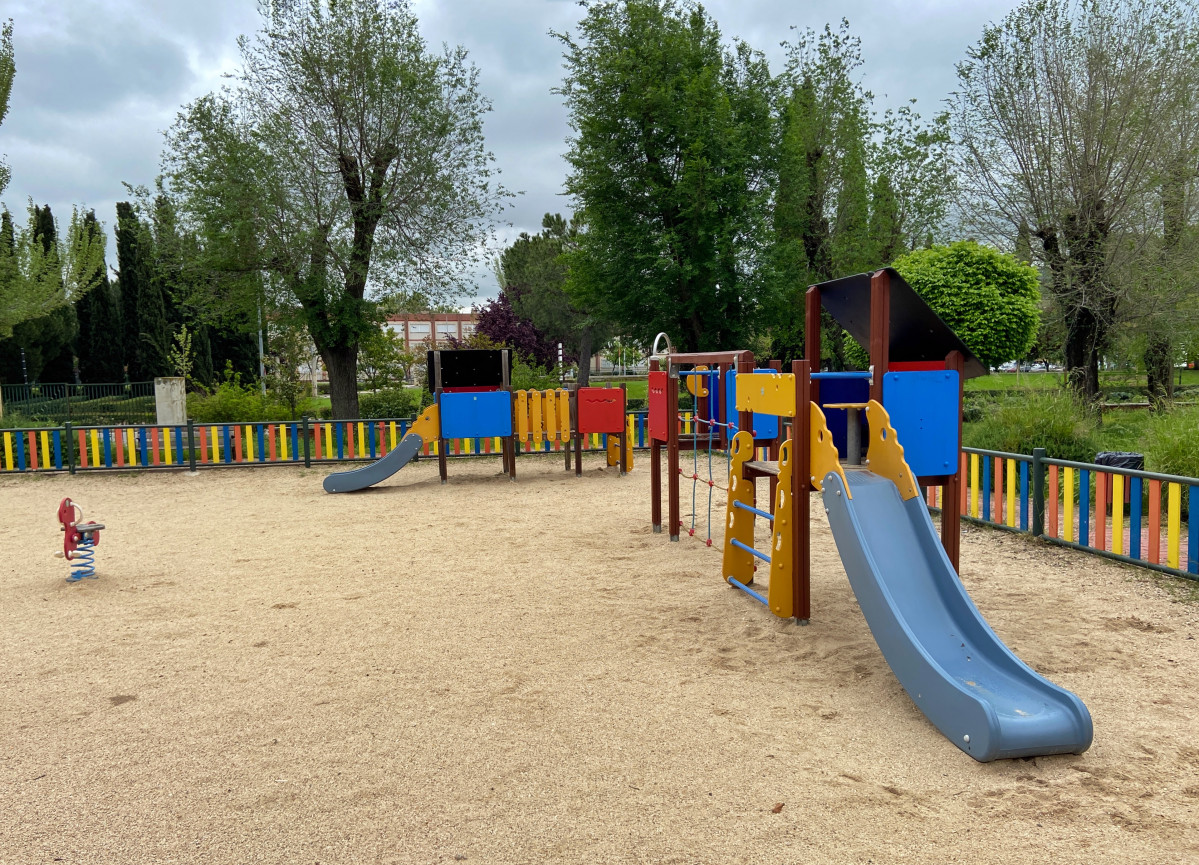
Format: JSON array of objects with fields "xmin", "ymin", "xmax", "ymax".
[
  {"xmin": 436, "ymin": 322, "xmax": 457, "ymax": 336},
  {"xmin": 461, "ymin": 323, "xmax": 476, "ymax": 337},
  {"xmin": 407, "ymin": 322, "xmax": 431, "ymax": 337}
]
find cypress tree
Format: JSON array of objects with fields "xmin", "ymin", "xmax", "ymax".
[
  {"xmin": 115, "ymin": 201, "xmax": 145, "ymax": 378},
  {"xmin": 74, "ymin": 210, "xmax": 126, "ymax": 382}
]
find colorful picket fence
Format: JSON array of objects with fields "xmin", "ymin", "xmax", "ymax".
[
  {"xmin": 928, "ymin": 447, "xmax": 1198, "ymax": 581},
  {"xmin": 0, "ymin": 413, "xmax": 659, "ymax": 474}
]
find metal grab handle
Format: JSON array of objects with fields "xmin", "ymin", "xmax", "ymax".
[{"xmin": 649, "ymin": 332, "xmax": 674, "ymax": 361}]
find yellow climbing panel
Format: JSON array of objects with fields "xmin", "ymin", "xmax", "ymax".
[
  {"xmin": 685, "ymin": 364, "xmax": 710, "ymax": 397},
  {"xmin": 604, "ymin": 413, "xmax": 636, "ymax": 470},
  {"xmin": 544, "ymin": 389, "xmax": 560, "ymax": 441},
  {"xmin": 766, "ymin": 438, "xmax": 794, "ymax": 618},
  {"xmin": 408, "ymin": 404, "xmax": 440, "ymax": 444},
  {"xmin": 865, "ymin": 400, "xmax": 919, "ymax": 501},
  {"xmin": 530, "ymin": 388, "xmax": 545, "ymax": 448},
  {"xmin": 721, "ymin": 431, "xmax": 757, "ymax": 588},
  {"xmin": 557, "ymin": 389, "xmax": 570, "ymax": 441},
  {"xmin": 735, "ymin": 373, "xmax": 796, "ymax": 418},
  {"xmin": 515, "ymin": 390, "xmax": 530, "ymax": 442},
  {"xmin": 809, "ymin": 402, "xmax": 851, "ymax": 499}
]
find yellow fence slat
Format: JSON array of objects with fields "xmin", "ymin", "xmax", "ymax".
[
  {"xmin": 1168, "ymin": 483, "xmax": 1181, "ymax": 569},
  {"xmin": 1112, "ymin": 473, "xmax": 1125, "ymax": 556},
  {"xmin": 2, "ymin": 432, "xmax": 12, "ymax": 471},
  {"xmin": 970, "ymin": 452, "xmax": 980, "ymax": 518},
  {"xmin": 1006, "ymin": 459, "xmax": 1016, "ymax": 526},
  {"xmin": 1063, "ymin": 468, "xmax": 1074, "ymax": 543}
]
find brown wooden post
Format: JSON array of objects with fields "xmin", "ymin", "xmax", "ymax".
[
  {"xmin": 869, "ymin": 269, "xmax": 891, "ymax": 404},
  {"xmin": 667, "ymin": 357, "xmax": 681, "ymax": 540},
  {"xmin": 565, "ymin": 385, "xmax": 573, "ymax": 472},
  {"xmin": 736, "ymin": 353, "xmax": 755, "ymax": 514},
  {"xmin": 650, "ymin": 359, "xmax": 662, "ymax": 533},
  {"xmin": 620, "ymin": 383, "xmax": 628, "ymax": 475},
  {"xmin": 805, "ymin": 286, "xmax": 822, "ymax": 407},
  {"xmin": 573, "ymin": 389, "xmax": 583, "ymax": 477},
  {"xmin": 504, "ymin": 350, "xmax": 516, "ymax": 481},
  {"xmin": 942, "ymin": 350, "xmax": 965, "ymax": 571},
  {"xmin": 795, "ymin": 359, "xmax": 811, "ymax": 624},
  {"xmin": 767, "ymin": 359, "xmax": 782, "ymax": 513}
]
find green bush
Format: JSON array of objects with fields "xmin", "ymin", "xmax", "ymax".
[
  {"xmin": 188, "ymin": 364, "xmax": 287, "ymax": 423},
  {"xmin": 358, "ymin": 388, "xmax": 431, "ymax": 419},
  {"xmin": 511, "ymin": 357, "xmax": 561, "ymax": 391},
  {"xmin": 964, "ymin": 390, "xmax": 1097, "ymax": 462},
  {"xmin": 893, "ymin": 241, "xmax": 1041, "ymax": 369},
  {"xmin": 1144, "ymin": 407, "xmax": 1199, "ymax": 482}
]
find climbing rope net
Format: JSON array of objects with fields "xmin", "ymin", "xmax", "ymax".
[{"xmin": 676, "ymin": 368, "xmax": 752, "ymax": 547}]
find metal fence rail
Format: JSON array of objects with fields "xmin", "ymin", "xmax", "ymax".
[
  {"xmin": 926, "ymin": 446, "xmax": 1199, "ymax": 581},
  {"xmin": 0, "ymin": 411, "xmax": 661, "ymax": 474},
  {"xmin": 0, "ymin": 382, "xmax": 156, "ymax": 426}
]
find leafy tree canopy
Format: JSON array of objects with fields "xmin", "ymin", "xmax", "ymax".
[{"xmin": 893, "ymin": 241, "xmax": 1041, "ymax": 368}]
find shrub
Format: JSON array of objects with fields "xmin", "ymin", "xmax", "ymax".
[
  {"xmin": 1144, "ymin": 407, "xmax": 1199, "ymax": 482},
  {"xmin": 511, "ymin": 356, "xmax": 561, "ymax": 391},
  {"xmin": 964, "ymin": 390, "xmax": 1098, "ymax": 462},
  {"xmin": 187, "ymin": 364, "xmax": 287, "ymax": 423},
  {"xmin": 358, "ymin": 388, "xmax": 431, "ymax": 419}
]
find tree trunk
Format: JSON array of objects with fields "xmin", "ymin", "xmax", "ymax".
[
  {"xmin": 321, "ymin": 342, "xmax": 360, "ymax": 419},
  {"xmin": 1144, "ymin": 331, "xmax": 1173, "ymax": 411},
  {"xmin": 576, "ymin": 326, "xmax": 593, "ymax": 387},
  {"xmin": 1064, "ymin": 304, "xmax": 1101, "ymax": 403}
]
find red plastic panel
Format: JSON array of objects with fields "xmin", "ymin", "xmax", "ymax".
[
  {"xmin": 648, "ymin": 371, "xmax": 668, "ymax": 441},
  {"xmin": 577, "ymin": 387, "xmax": 627, "ymax": 435}
]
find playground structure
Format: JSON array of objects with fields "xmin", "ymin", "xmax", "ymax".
[
  {"xmin": 55, "ymin": 497, "xmax": 104, "ymax": 582},
  {"xmin": 648, "ymin": 268, "xmax": 1093, "ymax": 762},
  {"xmin": 324, "ymin": 349, "xmax": 631, "ymax": 493}
]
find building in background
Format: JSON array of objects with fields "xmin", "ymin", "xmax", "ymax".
[{"xmin": 385, "ymin": 313, "xmax": 476, "ymax": 351}]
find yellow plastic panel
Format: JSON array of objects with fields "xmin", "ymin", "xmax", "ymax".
[
  {"xmin": 625, "ymin": 412, "xmax": 635, "ymax": 469},
  {"xmin": 515, "ymin": 390, "xmax": 529, "ymax": 442},
  {"xmin": 767, "ymin": 438, "xmax": 794, "ymax": 618},
  {"xmin": 530, "ymin": 390, "xmax": 544, "ymax": 448},
  {"xmin": 808, "ymin": 403, "xmax": 850, "ymax": 498},
  {"xmin": 606, "ymin": 435, "xmax": 620, "ymax": 467},
  {"xmin": 685, "ymin": 364, "xmax": 710, "ymax": 397},
  {"xmin": 407, "ymin": 404, "xmax": 440, "ymax": 444},
  {"xmin": 543, "ymin": 389, "xmax": 559, "ymax": 440},
  {"xmin": 735, "ymin": 373, "xmax": 796, "ymax": 418},
  {"xmin": 864, "ymin": 400, "xmax": 919, "ymax": 501},
  {"xmin": 721, "ymin": 431, "xmax": 757, "ymax": 587},
  {"xmin": 557, "ymin": 389, "xmax": 571, "ymax": 439}
]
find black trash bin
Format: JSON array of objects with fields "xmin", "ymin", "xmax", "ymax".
[{"xmin": 1095, "ymin": 451, "xmax": 1144, "ymax": 504}]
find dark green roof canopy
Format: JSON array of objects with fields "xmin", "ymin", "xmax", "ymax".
[{"xmin": 815, "ymin": 268, "xmax": 987, "ymax": 380}]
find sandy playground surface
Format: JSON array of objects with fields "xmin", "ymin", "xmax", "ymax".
[{"xmin": 1, "ymin": 454, "xmax": 1198, "ymax": 864}]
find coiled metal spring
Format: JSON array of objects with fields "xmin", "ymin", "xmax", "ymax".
[{"xmin": 66, "ymin": 538, "xmax": 97, "ymax": 582}]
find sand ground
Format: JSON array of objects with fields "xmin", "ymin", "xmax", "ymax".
[{"xmin": 1, "ymin": 455, "xmax": 1197, "ymax": 864}]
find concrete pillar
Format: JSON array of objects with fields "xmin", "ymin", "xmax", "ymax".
[{"xmin": 154, "ymin": 377, "xmax": 187, "ymax": 425}]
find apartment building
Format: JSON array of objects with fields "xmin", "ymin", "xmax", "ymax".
[{"xmin": 384, "ymin": 313, "xmax": 477, "ymax": 351}]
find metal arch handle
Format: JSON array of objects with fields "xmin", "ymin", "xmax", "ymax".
[{"xmin": 649, "ymin": 332, "xmax": 674, "ymax": 360}]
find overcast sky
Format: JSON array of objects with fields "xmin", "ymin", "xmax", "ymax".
[{"xmin": 0, "ymin": 0, "xmax": 1015, "ymax": 307}]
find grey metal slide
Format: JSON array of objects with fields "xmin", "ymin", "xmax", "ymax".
[
  {"xmin": 323, "ymin": 405, "xmax": 440, "ymax": 493},
  {"xmin": 821, "ymin": 470, "xmax": 1093, "ymax": 762}
]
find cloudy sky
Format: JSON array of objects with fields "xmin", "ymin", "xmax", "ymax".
[{"xmin": 0, "ymin": 0, "xmax": 1014, "ymax": 306}]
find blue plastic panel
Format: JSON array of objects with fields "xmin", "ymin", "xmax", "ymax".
[
  {"xmin": 818, "ymin": 376, "xmax": 870, "ymax": 459},
  {"xmin": 439, "ymin": 391, "xmax": 513, "ymax": 439},
  {"xmin": 724, "ymin": 369, "xmax": 780, "ymax": 440},
  {"xmin": 882, "ymin": 370, "xmax": 959, "ymax": 477}
]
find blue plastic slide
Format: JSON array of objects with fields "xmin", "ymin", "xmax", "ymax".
[
  {"xmin": 821, "ymin": 470, "xmax": 1093, "ymax": 762},
  {"xmin": 323, "ymin": 406, "xmax": 439, "ymax": 493}
]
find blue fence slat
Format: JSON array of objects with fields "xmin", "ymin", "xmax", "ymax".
[
  {"xmin": 289, "ymin": 424, "xmax": 299, "ymax": 461},
  {"xmin": 139, "ymin": 428, "xmax": 148, "ymax": 464},
  {"xmin": 52, "ymin": 429, "xmax": 63, "ymax": 469},
  {"xmin": 982, "ymin": 457, "xmax": 991, "ymax": 522},
  {"xmin": 368, "ymin": 423, "xmax": 377, "ymax": 460},
  {"xmin": 1129, "ymin": 477, "xmax": 1143, "ymax": 560},
  {"xmin": 336, "ymin": 423, "xmax": 345, "ymax": 460},
  {"xmin": 15, "ymin": 431, "xmax": 26, "ymax": 471},
  {"xmin": 175, "ymin": 427, "xmax": 186, "ymax": 465},
  {"xmin": 1189, "ymin": 486, "xmax": 1199, "ymax": 574},
  {"xmin": 1019, "ymin": 461, "xmax": 1029, "ymax": 531},
  {"xmin": 103, "ymin": 429, "xmax": 113, "ymax": 468},
  {"xmin": 256, "ymin": 424, "xmax": 266, "ymax": 462},
  {"xmin": 1079, "ymin": 469, "xmax": 1090, "ymax": 548}
]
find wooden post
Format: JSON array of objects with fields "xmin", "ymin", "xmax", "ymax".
[
  {"xmin": 736, "ymin": 354, "xmax": 755, "ymax": 517},
  {"xmin": 767, "ymin": 359, "xmax": 782, "ymax": 513},
  {"xmin": 805, "ymin": 286, "xmax": 822, "ymax": 406},
  {"xmin": 667, "ymin": 358, "xmax": 681, "ymax": 541},
  {"xmin": 650, "ymin": 359, "xmax": 662, "ymax": 533},
  {"xmin": 620, "ymin": 383, "xmax": 628, "ymax": 475},
  {"xmin": 942, "ymin": 350, "xmax": 964, "ymax": 571},
  {"xmin": 869, "ymin": 269, "xmax": 890, "ymax": 404},
  {"xmin": 565, "ymin": 386, "xmax": 574, "ymax": 472},
  {"xmin": 795, "ymin": 359, "xmax": 811, "ymax": 624}
]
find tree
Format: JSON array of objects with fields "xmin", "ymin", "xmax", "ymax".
[
  {"xmin": 498, "ymin": 213, "xmax": 612, "ymax": 386},
  {"xmin": 74, "ymin": 210, "xmax": 125, "ymax": 382},
  {"xmin": 952, "ymin": 0, "xmax": 1197, "ymax": 401},
  {"xmin": 264, "ymin": 324, "xmax": 311, "ymax": 419},
  {"xmin": 467, "ymin": 290, "xmax": 560, "ymax": 370},
  {"xmin": 893, "ymin": 242, "xmax": 1041, "ymax": 369},
  {"xmin": 765, "ymin": 21, "xmax": 953, "ymax": 365},
  {"xmin": 358, "ymin": 324, "xmax": 413, "ymax": 390},
  {"xmin": 0, "ymin": 19, "xmax": 13, "ymax": 198},
  {"xmin": 164, "ymin": 0, "xmax": 508, "ymax": 418},
  {"xmin": 554, "ymin": 0, "xmax": 776, "ymax": 352},
  {"xmin": 0, "ymin": 203, "xmax": 105, "ymax": 342}
]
